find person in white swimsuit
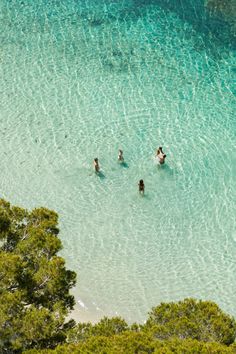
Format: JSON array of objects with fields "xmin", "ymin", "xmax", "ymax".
[
  {"xmin": 93, "ymin": 158, "xmax": 100, "ymax": 172},
  {"xmin": 118, "ymin": 149, "xmax": 124, "ymax": 162},
  {"xmin": 156, "ymin": 146, "xmax": 166, "ymax": 164}
]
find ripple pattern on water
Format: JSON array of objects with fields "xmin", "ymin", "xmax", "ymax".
[{"xmin": 0, "ymin": 0, "xmax": 235, "ymax": 323}]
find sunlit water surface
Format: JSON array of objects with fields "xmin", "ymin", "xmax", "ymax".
[{"xmin": 0, "ymin": 0, "xmax": 235, "ymax": 322}]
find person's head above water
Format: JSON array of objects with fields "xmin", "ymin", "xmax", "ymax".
[{"xmin": 94, "ymin": 158, "xmax": 98, "ymax": 163}]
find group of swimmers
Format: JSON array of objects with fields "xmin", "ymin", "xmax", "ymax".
[{"xmin": 93, "ymin": 147, "xmax": 166, "ymax": 195}]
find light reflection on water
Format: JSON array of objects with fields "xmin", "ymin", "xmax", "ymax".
[{"xmin": 0, "ymin": 0, "xmax": 235, "ymax": 323}]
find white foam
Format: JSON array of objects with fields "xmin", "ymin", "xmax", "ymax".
[{"xmin": 77, "ymin": 298, "xmax": 88, "ymax": 310}]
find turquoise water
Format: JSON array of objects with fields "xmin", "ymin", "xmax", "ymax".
[{"xmin": 0, "ymin": 0, "xmax": 235, "ymax": 323}]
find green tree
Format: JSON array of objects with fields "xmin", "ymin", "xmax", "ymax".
[
  {"xmin": 66, "ymin": 316, "xmax": 129, "ymax": 343},
  {"xmin": 23, "ymin": 335, "xmax": 236, "ymax": 354},
  {"xmin": 0, "ymin": 199, "xmax": 76, "ymax": 352},
  {"xmin": 144, "ymin": 298, "xmax": 236, "ymax": 345}
]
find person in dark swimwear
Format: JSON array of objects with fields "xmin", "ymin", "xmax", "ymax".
[
  {"xmin": 156, "ymin": 146, "xmax": 166, "ymax": 165},
  {"xmin": 138, "ymin": 179, "xmax": 145, "ymax": 194},
  {"xmin": 93, "ymin": 158, "xmax": 100, "ymax": 172}
]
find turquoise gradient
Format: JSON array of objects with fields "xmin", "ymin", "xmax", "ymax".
[{"xmin": 0, "ymin": 0, "xmax": 235, "ymax": 322}]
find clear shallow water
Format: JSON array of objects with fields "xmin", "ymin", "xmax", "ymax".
[{"xmin": 0, "ymin": 0, "xmax": 235, "ymax": 323}]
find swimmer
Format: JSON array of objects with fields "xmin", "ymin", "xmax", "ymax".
[
  {"xmin": 93, "ymin": 158, "xmax": 100, "ymax": 172},
  {"xmin": 156, "ymin": 146, "xmax": 166, "ymax": 165},
  {"xmin": 138, "ymin": 179, "xmax": 145, "ymax": 194},
  {"xmin": 118, "ymin": 149, "xmax": 124, "ymax": 162},
  {"xmin": 156, "ymin": 146, "xmax": 163, "ymax": 155}
]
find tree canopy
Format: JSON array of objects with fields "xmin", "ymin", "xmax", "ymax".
[
  {"xmin": 144, "ymin": 298, "xmax": 236, "ymax": 345},
  {"xmin": 24, "ymin": 334, "xmax": 236, "ymax": 354},
  {"xmin": 0, "ymin": 199, "xmax": 76, "ymax": 352}
]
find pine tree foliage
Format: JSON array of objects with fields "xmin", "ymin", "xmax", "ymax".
[{"xmin": 0, "ymin": 199, "xmax": 76, "ymax": 352}]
